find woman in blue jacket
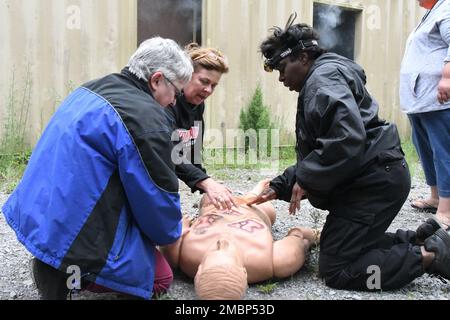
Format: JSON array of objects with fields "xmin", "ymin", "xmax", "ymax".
[{"xmin": 2, "ymin": 37, "xmax": 193, "ymax": 300}]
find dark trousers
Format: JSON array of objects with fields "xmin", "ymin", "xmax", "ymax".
[
  {"xmin": 32, "ymin": 258, "xmax": 70, "ymax": 300},
  {"xmin": 319, "ymin": 157, "xmax": 425, "ymax": 291},
  {"xmin": 32, "ymin": 249, "xmax": 172, "ymax": 299}
]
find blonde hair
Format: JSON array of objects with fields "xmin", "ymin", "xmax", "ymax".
[
  {"xmin": 195, "ymin": 264, "xmax": 247, "ymax": 300},
  {"xmin": 185, "ymin": 43, "xmax": 229, "ymax": 74}
]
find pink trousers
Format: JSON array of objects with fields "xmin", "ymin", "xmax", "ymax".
[{"xmin": 84, "ymin": 249, "xmax": 173, "ymax": 297}]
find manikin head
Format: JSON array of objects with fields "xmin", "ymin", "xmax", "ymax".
[{"xmin": 194, "ymin": 238, "xmax": 247, "ymax": 300}]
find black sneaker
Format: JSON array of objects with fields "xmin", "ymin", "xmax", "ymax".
[
  {"xmin": 30, "ymin": 258, "xmax": 69, "ymax": 300},
  {"xmin": 416, "ymin": 218, "xmax": 443, "ymax": 244},
  {"xmin": 424, "ymin": 228, "xmax": 450, "ymax": 280}
]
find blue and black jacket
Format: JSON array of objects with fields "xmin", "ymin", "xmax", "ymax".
[{"xmin": 2, "ymin": 68, "xmax": 182, "ymax": 299}]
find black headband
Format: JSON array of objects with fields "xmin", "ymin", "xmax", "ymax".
[{"xmin": 264, "ymin": 39, "xmax": 319, "ymax": 72}]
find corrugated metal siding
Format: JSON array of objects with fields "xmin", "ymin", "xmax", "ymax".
[
  {"xmin": 0, "ymin": 0, "xmax": 137, "ymax": 144},
  {"xmin": 203, "ymin": 0, "xmax": 425, "ymax": 141},
  {"xmin": 0, "ymin": 0, "xmax": 425, "ymax": 144}
]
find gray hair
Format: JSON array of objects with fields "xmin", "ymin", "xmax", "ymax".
[{"xmin": 127, "ymin": 37, "xmax": 193, "ymax": 84}]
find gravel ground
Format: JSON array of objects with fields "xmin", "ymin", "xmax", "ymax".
[{"xmin": 0, "ymin": 168, "xmax": 449, "ymax": 300}]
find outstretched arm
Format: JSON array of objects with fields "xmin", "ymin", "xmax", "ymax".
[
  {"xmin": 272, "ymin": 228, "xmax": 310, "ymax": 278},
  {"xmin": 160, "ymin": 216, "xmax": 192, "ymax": 269}
]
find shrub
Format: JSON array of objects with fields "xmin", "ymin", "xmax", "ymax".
[{"xmin": 239, "ymin": 85, "xmax": 275, "ymax": 156}]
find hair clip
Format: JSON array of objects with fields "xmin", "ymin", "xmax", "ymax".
[{"xmin": 193, "ymin": 51, "xmax": 225, "ymax": 63}]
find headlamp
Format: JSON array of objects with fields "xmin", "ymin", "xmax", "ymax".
[{"xmin": 263, "ymin": 39, "xmax": 318, "ymax": 72}]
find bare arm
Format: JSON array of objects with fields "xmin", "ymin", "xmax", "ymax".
[
  {"xmin": 272, "ymin": 228, "xmax": 308, "ymax": 278},
  {"xmin": 438, "ymin": 62, "xmax": 450, "ymax": 104},
  {"xmin": 160, "ymin": 216, "xmax": 192, "ymax": 269}
]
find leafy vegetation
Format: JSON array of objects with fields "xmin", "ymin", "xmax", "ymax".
[
  {"xmin": 0, "ymin": 68, "xmax": 33, "ymax": 193},
  {"xmin": 256, "ymin": 282, "xmax": 278, "ymax": 294},
  {"xmin": 239, "ymin": 85, "xmax": 276, "ymax": 157}
]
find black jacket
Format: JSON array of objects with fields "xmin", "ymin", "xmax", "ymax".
[
  {"xmin": 270, "ymin": 53, "xmax": 404, "ymax": 209},
  {"xmin": 167, "ymin": 95, "xmax": 209, "ymax": 192}
]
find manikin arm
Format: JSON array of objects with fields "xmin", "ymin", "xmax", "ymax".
[
  {"xmin": 272, "ymin": 228, "xmax": 308, "ymax": 278},
  {"xmin": 160, "ymin": 216, "xmax": 192, "ymax": 269}
]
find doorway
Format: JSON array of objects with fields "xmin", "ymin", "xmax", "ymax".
[
  {"xmin": 138, "ymin": 0, "xmax": 202, "ymax": 47},
  {"xmin": 313, "ymin": 2, "xmax": 361, "ymax": 60}
]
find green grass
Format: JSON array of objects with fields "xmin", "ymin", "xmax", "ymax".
[
  {"xmin": 205, "ymin": 142, "xmax": 422, "ymax": 179},
  {"xmin": 0, "ymin": 152, "xmax": 30, "ymax": 193},
  {"xmin": 401, "ymin": 139, "xmax": 423, "ymax": 180},
  {"xmin": 0, "ymin": 68, "xmax": 33, "ymax": 193},
  {"xmin": 256, "ymin": 282, "xmax": 278, "ymax": 294},
  {"xmin": 278, "ymin": 146, "xmax": 297, "ymax": 169},
  {"xmin": 0, "ymin": 71, "xmax": 78, "ymax": 194},
  {"xmin": 0, "ymin": 141, "xmax": 421, "ymax": 195},
  {"xmin": 203, "ymin": 145, "xmax": 296, "ymax": 173}
]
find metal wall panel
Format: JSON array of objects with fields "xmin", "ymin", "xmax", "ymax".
[
  {"xmin": 203, "ymin": 0, "xmax": 425, "ymax": 141},
  {"xmin": 0, "ymin": 0, "xmax": 137, "ymax": 144},
  {"xmin": 0, "ymin": 0, "xmax": 425, "ymax": 144}
]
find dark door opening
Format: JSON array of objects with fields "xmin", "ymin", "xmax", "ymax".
[
  {"xmin": 138, "ymin": 0, "xmax": 202, "ymax": 47},
  {"xmin": 313, "ymin": 3, "xmax": 360, "ymax": 60}
]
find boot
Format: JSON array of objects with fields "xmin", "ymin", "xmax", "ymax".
[
  {"xmin": 30, "ymin": 258, "xmax": 70, "ymax": 300},
  {"xmin": 416, "ymin": 218, "xmax": 442, "ymax": 244},
  {"xmin": 423, "ymin": 228, "xmax": 450, "ymax": 280}
]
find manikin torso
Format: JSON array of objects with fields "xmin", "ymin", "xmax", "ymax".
[{"xmin": 179, "ymin": 197, "xmax": 275, "ymax": 283}]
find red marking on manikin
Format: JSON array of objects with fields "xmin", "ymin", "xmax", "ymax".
[{"xmin": 228, "ymin": 219, "xmax": 265, "ymax": 233}]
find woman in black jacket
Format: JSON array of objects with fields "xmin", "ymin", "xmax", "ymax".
[
  {"xmin": 168, "ymin": 43, "xmax": 236, "ymax": 209},
  {"xmin": 249, "ymin": 14, "xmax": 450, "ymax": 290}
]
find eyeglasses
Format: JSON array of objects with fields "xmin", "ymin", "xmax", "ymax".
[{"xmin": 164, "ymin": 75, "xmax": 182, "ymax": 98}]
